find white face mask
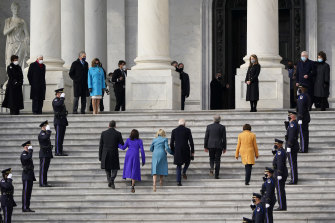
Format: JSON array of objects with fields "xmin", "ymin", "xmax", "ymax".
[
  {"xmin": 38, "ymin": 60, "xmax": 44, "ymax": 64},
  {"xmin": 13, "ymin": 61, "xmax": 19, "ymax": 65},
  {"xmin": 122, "ymin": 65, "xmax": 126, "ymax": 70}
]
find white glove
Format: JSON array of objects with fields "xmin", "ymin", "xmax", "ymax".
[
  {"xmin": 28, "ymin": 145, "xmax": 33, "ymax": 150},
  {"xmin": 7, "ymin": 173, "xmax": 12, "ymax": 179},
  {"xmin": 287, "ymin": 147, "xmax": 291, "ymax": 153},
  {"xmin": 60, "ymin": 93, "xmax": 65, "ymax": 98},
  {"xmin": 277, "ymin": 176, "xmax": 282, "ymax": 180},
  {"xmin": 265, "ymin": 204, "xmax": 270, "ymax": 208},
  {"xmin": 298, "ymin": 120, "xmax": 302, "ymax": 125},
  {"xmin": 46, "ymin": 125, "xmax": 51, "ymax": 131}
]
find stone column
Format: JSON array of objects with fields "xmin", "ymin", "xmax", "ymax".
[
  {"xmin": 126, "ymin": 0, "xmax": 180, "ymax": 110},
  {"xmin": 235, "ymin": 0, "xmax": 289, "ymax": 109},
  {"xmin": 23, "ymin": 0, "xmax": 71, "ymax": 112}
]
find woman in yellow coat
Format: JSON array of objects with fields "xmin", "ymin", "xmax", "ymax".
[{"xmin": 235, "ymin": 124, "xmax": 259, "ymax": 185}]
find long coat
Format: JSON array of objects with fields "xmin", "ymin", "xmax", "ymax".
[
  {"xmin": 210, "ymin": 79, "xmax": 225, "ymax": 110},
  {"xmin": 314, "ymin": 62, "xmax": 330, "ymax": 98},
  {"xmin": 180, "ymin": 72, "xmax": 190, "ymax": 97},
  {"xmin": 150, "ymin": 136, "xmax": 173, "ymax": 176},
  {"xmin": 170, "ymin": 125, "xmax": 194, "ymax": 165},
  {"xmin": 69, "ymin": 59, "xmax": 89, "ymax": 97},
  {"xmin": 2, "ymin": 63, "xmax": 24, "ymax": 110},
  {"xmin": 99, "ymin": 128, "xmax": 124, "ymax": 170},
  {"xmin": 235, "ymin": 130, "xmax": 259, "ymax": 165},
  {"xmin": 88, "ymin": 67, "xmax": 105, "ymax": 96},
  {"xmin": 296, "ymin": 59, "xmax": 314, "ymax": 88},
  {"xmin": 245, "ymin": 64, "xmax": 261, "ymax": 101},
  {"xmin": 27, "ymin": 61, "xmax": 46, "ymax": 100}
]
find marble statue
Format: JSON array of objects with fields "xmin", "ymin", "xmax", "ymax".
[{"xmin": 3, "ymin": 2, "xmax": 29, "ymax": 69}]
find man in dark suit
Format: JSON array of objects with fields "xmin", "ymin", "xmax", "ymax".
[
  {"xmin": 170, "ymin": 119, "xmax": 194, "ymax": 186},
  {"xmin": 99, "ymin": 120, "xmax": 124, "ymax": 189},
  {"xmin": 20, "ymin": 141, "xmax": 36, "ymax": 212},
  {"xmin": 38, "ymin": 120, "xmax": 53, "ymax": 187},
  {"xmin": 204, "ymin": 115, "xmax": 227, "ymax": 179},
  {"xmin": 27, "ymin": 55, "xmax": 46, "ymax": 114},
  {"xmin": 176, "ymin": 63, "xmax": 190, "ymax": 110},
  {"xmin": 69, "ymin": 51, "xmax": 89, "ymax": 114},
  {"xmin": 112, "ymin": 60, "xmax": 127, "ymax": 111}
]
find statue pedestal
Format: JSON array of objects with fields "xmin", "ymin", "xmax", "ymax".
[
  {"xmin": 235, "ymin": 67, "xmax": 290, "ymax": 109},
  {"xmin": 126, "ymin": 70, "xmax": 181, "ymax": 110}
]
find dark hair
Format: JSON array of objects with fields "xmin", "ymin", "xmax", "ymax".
[
  {"xmin": 118, "ymin": 60, "xmax": 126, "ymax": 66},
  {"xmin": 109, "ymin": 120, "xmax": 116, "ymax": 128},
  {"xmin": 10, "ymin": 55, "xmax": 18, "ymax": 62},
  {"xmin": 178, "ymin": 63, "xmax": 184, "ymax": 67},
  {"xmin": 249, "ymin": 54, "xmax": 259, "ymax": 67},
  {"xmin": 171, "ymin": 61, "xmax": 178, "ymax": 66},
  {"xmin": 243, "ymin": 124, "xmax": 252, "ymax": 131},
  {"xmin": 318, "ymin": 51, "xmax": 327, "ymax": 61},
  {"xmin": 130, "ymin": 129, "xmax": 139, "ymax": 140}
]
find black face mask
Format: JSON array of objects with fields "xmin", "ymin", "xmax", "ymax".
[
  {"xmin": 250, "ymin": 204, "xmax": 256, "ymax": 210},
  {"xmin": 288, "ymin": 116, "xmax": 292, "ymax": 121},
  {"xmin": 252, "ymin": 199, "xmax": 256, "ymax": 203},
  {"xmin": 217, "ymin": 76, "xmax": 222, "ymax": 80},
  {"xmin": 179, "ymin": 68, "xmax": 184, "ymax": 72},
  {"xmin": 288, "ymin": 64, "xmax": 293, "ymax": 69}
]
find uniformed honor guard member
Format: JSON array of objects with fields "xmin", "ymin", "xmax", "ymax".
[
  {"xmin": 273, "ymin": 139, "xmax": 288, "ymax": 211},
  {"xmin": 20, "ymin": 141, "xmax": 36, "ymax": 212},
  {"xmin": 261, "ymin": 167, "xmax": 276, "ymax": 223},
  {"xmin": 296, "ymin": 83, "xmax": 311, "ymax": 153},
  {"xmin": 0, "ymin": 168, "xmax": 16, "ymax": 223},
  {"xmin": 285, "ymin": 110, "xmax": 300, "ymax": 185},
  {"xmin": 38, "ymin": 120, "xmax": 53, "ymax": 187},
  {"xmin": 242, "ymin": 193, "xmax": 265, "ymax": 223},
  {"xmin": 52, "ymin": 88, "xmax": 68, "ymax": 156}
]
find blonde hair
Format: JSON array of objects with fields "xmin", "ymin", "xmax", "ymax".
[{"xmin": 156, "ymin": 129, "xmax": 166, "ymax": 138}]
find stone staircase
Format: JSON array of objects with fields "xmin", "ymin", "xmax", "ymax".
[{"xmin": 0, "ymin": 110, "xmax": 335, "ymax": 222}]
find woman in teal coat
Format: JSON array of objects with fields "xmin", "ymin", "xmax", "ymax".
[
  {"xmin": 88, "ymin": 58, "xmax": 105, "ymax": 114},
  {"xmin": 150, "ymin": 129, "xmax": 173, "ymax": 192}
]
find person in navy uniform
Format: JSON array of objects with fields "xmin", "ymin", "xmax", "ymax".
[
  {"xmin": 52, "ymin": 88, "xmax": 68, "ymax": 156},
  {"xmin": 261, "ymin": 167, "xmax": 276, "ymax": 223},
  {"xmin": 243, "ymin": 193, "xmax": 264, "ymax": 223},
  {"xmin": 38, "ymin": 120, "xmax": 53, "ymax": 187},
  {"xmin": 296, "ymin": 83, "xmax": 311, "ymax": 153},
  {"xmin": 0, "ymin": 168, "xmax": 16, "ymax": 223},
  {"xmin": 285, "ymin": 111, "xmax": 300, "ymax": 184},
  {"xmin": 20, "ymin": 141, "xmax": 36, "ymax": 212},
  {"xmin": 273, "ymin": 139, "xmax": 288, "ymax": 211}
]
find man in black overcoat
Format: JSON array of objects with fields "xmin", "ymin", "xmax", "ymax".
[
  {"xmin": 112, "ymin": 60, "xmax": 127, "ymax": 111},
  {"xmin": 27, "ymin": 55, "xmax": 46, "ymax": 114},
  {"xmin": 176, "ymin": 63, "xmax": 190, "ymax": 110},
  {"xmin": 38, "ymin": 120, "xmax": 53, "ymax": 187},
  {"xmin": 170, "ymin": 119, "xmax": 194, "ymax": 186},
  {"xmin": 99, "ymin": 120, "xmax": 124, "ymax": 189},
  {"xmin": 210, "ymin": 73, "xmax": 229, "ymax": 110},
  {"xmin": 69, "ymin": 51, "xmax": 89, "ymax": 114}
]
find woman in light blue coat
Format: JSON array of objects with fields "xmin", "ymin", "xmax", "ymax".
[
  {"xmin": 150, "ymin": 129, "xmax": 173, "ymax": 192},
  {"xmin": 88, "ymin": 58, "xmax": 105, "ymax": 114}
]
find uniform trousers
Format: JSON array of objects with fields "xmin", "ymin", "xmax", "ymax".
[
  {"xmin": 22, "ymin": 180, "xmax": 33, "ymax": 210},
  {"xmin": 1, "ymin": 205, "xmax": 13, "ymax": 223},
  {"xmin": 275, "ymin": 174, "xmax": 287, "ymax": 210},
  {"xmin": 299, "ymin": 122, "xmax": 309, "ymax": 153},
  {"xmin": 287, "ymin": 147, "xmax": 298, "ymax": 184},
  {"xmin": 39, "ymin": 158, "xmax": 51, "ymax": 185},
  {"xmin": 54, "ymin": 124, "xmax": 66, "ymax": 155}
]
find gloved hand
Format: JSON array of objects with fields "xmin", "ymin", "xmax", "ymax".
[
  {"xmin": 60, "ymin": 93, "xmax": 65, "ymax": 98},
  {"xmin": 102, "ymin": 89, "xmax": 105, "ymax": 95},
  {"xmin": 89, "ymin": 88, "xmax": 92, "ymax": 93},
  {"xmin": 46, "ymin": 125, "xmax": 51, "ymax": 131},
  {"xmin": 298, "ymin": 120, "xmax": 302, "ymax": 125},
  {"xmin": 277, "ymin": 176, "xmax": 282, "ymax": 180},
  {"xmin": 7, "ymin": 173, "xmax": 12, "ymax": 179},
  {"xmin": 28, "ymin": 146, "xmax": 33, "ymax": 150},
  {"xmin": 265, "ymin": 203, "xmax": 270, "ymax": 208},
  {"xmin": 287, "ymin": 147, "xmax": 291, "ymax": 153}
]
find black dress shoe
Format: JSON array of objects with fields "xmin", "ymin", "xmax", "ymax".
[
  {"xmin": 215, "ymin": 176, "xmax": 219, "ymax": 179},
  {"xmin": 177, "ymin": 182, "xmax": 182, "ymax": 186},
  {"xmin": 245, "ymin": 182, "xmax": 250, "ymax": 185},
  {"xmin": 274, "ymin": 208, "xmax": 286, "ymax": 211},
  {"xmin": 73, "ymin": 111, "xmax": 78, "ymax": 114},
  {"xmin": 59, "ymin": 153, "xmax": 68, "ymax": 156},
  {"xmin": 55, "ymin": 153, "xmax": 60, "ymax": 156},
  {"xmin": 287, "ymin": 181, "xmax": 296, "ymax": 185},
  {"xmin": 26, "ymin": 208, "xmax": 35, "ymax": 212},
  {"xmin": 44, "ymin": 184, "xmax": 52, "ymax": 187},
  {"xmin": 111, "ymin": 182, "xmax": 115, "ymax": 189},
  {"xmin": 81, "ymin": 111, "xmax": 85, "ymax": 114},
  {"xmin": 182, "ymin": 173, "xmax": 187, "ymax": 180}
]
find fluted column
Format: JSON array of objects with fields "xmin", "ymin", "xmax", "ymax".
[
  {"xmin": 132, "ymin": 0, "xmax": 172, "ymax": 70},
  {"xmin": 61, "ymin": 0, "xmax": 85, "ymax": 68}
]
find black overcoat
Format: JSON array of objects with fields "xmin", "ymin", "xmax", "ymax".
[
  {"xmin": 27, "ymin": 61, "xmax": 46, "ymax": 100},
  {"xmin": 170, "ymin": 125, "xmax": 194, "ymax": 165},
  {"xmin": 2, "ymin": 63, "xmax": 24, "ymax": 110},
  {"xmin": 210, "ymin": 79, "xmax": 224, "ymax": 110},
  {"xmin": 99, "ymin": 128, "xmax": 124, "ymax": 170},
  {"xmin": 112, "ymin": 68, "xmax": 126, "ymax": 93},
  {"xmin": 314, "ymin": 62, "xmax": 330, "ymax": 98},
  {"xmin": 245, "ymin": 64, "xmax": 261, "ymax": 101},
  {"xmin": 69, "ymin": 59, "xmax": 89, "ymax": 97}
]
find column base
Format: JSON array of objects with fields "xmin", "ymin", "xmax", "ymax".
[
  {"xmin": 235, "ymin": 67, "xmax": 290, "ymax": 109},
  {"xmin": 126, "ymin": 69, "xmax": 181, "ymax": 110}
]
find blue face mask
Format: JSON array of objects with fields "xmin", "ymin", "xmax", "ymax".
[
  {"xmin": 82, "ymin": 57, "xmax": 86, "ymax": 62},
  {"xmin": 301, "ymin": 56, "xmax": 307, "ymax": 62},
  {"xmin": 318, "ymin": 58, "xmax": 323, "ymax": 63},
  {"xmin": 251, "ymin": 59, "xmax": 256, "ymax": 64}
]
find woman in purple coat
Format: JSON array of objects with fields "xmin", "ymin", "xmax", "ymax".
[{"xmin": 119, "ymin": 129, "xmax": 145, "ymax": 193}]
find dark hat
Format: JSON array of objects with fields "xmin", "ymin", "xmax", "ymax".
[
  {"xmin": 274, "ymin": 138, "xmax": 284, "ymax": 144},
  {"xmin": 298, "ymin": 83, "xmax": 309, "ymax": 89},
  {"xmin": 288, "ymin": 110, "xmax": 297, "ymax": 115},
  {"xmin": 252, "ymin": 193, "xmax": 262, "ymax": 199},
  {"xmin": 55, "ymin": 88, "xmax": 64, "ymax": 93},
  {"xmin": 1, "ymin": 168, "xmax": 11, "ymax": 174},
  {"xmin": 21, "ymin": 140, "xmax": 31, "ymax": 147},
  {"xmin": 265, "ymin": 167, "xmax": 274, "ymax": 174},
  {"xmin": 39, "ymin": 120, "xmax": 48, "ymax": 128}
]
